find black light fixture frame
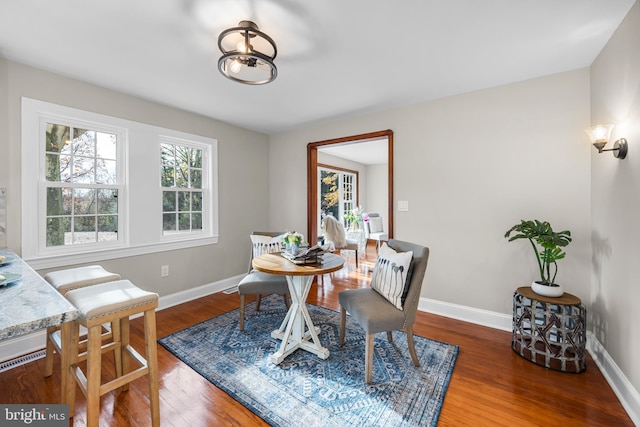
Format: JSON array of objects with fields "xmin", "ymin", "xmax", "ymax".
[{"xmin": 217, "ymin": 20, "xmax": 278, "ymax": 85}]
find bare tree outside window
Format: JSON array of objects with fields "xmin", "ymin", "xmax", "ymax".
[
  {"xmin": 161, "ymin": 142, "xmax": 203, "ymax": 235},
  {"xmin": 45, "ymin": 123, "xmax": 118, "ymax": 247}
]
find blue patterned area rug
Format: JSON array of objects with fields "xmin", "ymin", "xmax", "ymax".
[{"xmin": 158, "ymin": 295, "xmax": 458, "ymax": 427}]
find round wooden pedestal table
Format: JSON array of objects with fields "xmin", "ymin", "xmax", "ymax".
[
  {"xmin": 512, "ymin": 286, "xmax": 586, "ymax": 373},
  {"xmin": 252, "ymin": 252, "xmax": 345, "ymax": 365}
]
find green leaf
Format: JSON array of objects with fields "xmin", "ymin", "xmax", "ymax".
[{"xmin": 505, "ymin": 219, "xmax": 571, "ymax": 285}]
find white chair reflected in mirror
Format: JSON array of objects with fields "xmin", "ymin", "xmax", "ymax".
[
  {"xmin": 237, "ymin": 231, "xmax": 290, "ymax": 331},
  {"xmin": 365, "ymin": 212, "xmax": 388, "ymax": 251},
  {"xmin": 322, "ymin": 215, "xmax": 359, "ymax": 268}
]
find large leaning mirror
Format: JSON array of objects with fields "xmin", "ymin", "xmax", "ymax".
[{"xmin": 307, "ymin": 129, "xmax": 394, "ymax": 246}]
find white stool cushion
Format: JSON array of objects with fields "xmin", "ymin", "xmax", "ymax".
[
  {"xmin": 44, "ymin": 265, "xmax": 121, "ymax": 293},
  {"xmin": 65, "ymin": 280, "xmax": 158, "ymax": 320}
]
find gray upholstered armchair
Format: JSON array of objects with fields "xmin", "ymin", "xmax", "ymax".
[{"xmin": 338, "ymin": 238, "xmax": 430, "ymax": 383}]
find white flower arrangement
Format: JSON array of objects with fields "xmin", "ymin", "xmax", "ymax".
[
  {"xmin": 344, "ymin": 206, "xmax": 368, "ymax": 229},
  {"xmin": 282, "ymin": 231, "xmax": 304, "ymax": 246}
]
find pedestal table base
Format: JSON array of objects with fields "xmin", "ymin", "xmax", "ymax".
[{"xmin": 269, "ymin": 275, "xmax": 329, "ymax": 364}]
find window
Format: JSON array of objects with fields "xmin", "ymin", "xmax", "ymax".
[
  {"xmin": 44, "ymin": 122, "xmax": 122, "ymax": 247},
  {"xmin": 341, "ymin": 173, "xmax": 355, "ymax": 227},
  {"xmin": 318, "ymin": 166, "xmax": 358, "ymax": 228},
  {"xmin": 161, "ymin": 140, "xmax": 204, "ymax": 235},
  {"xmin": 22, "ymin": 98, "xmax": 219, "ymax": 269}
]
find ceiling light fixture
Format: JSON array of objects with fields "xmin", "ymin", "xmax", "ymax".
[
  {"xmin": 217, "ymin": 20, "xmax": 277, "ymax": 85},
  {"xmin": 585, "ymin": 124, "xmax": 628, "ymax": 159}
]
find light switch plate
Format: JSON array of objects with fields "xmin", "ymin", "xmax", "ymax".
[{"xmin": 398, "ymin": 200, "xmax": 409, "ymax": 211}]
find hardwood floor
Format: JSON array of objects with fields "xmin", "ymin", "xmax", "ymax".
[{"xmin": 0, "ymin": 244, "xmax": 633, "ymax": 426}]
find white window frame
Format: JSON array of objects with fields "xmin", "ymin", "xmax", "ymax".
[
  {"xmin": 341, "ymin": 173, "xmax": 356, "ymax": 227},
  {"xmin": 159, "ymin": 135, "xmax": 210, "ymax": 240},
  {"xmin": 22, "ymin": 98, "xmax": 219, "ymax": 269},
  {"xmin": 40, "ymin": 119, "xmax": 127, "ymax": 253},
  {"xmin": 317, "ymin": 166, "xmax": 358, "ymax": 229}
]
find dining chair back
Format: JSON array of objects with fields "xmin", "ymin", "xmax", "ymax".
[
  {"xmin": 338, "ymin": 238, "xmax": 430, "ymax": 383},
  {"xmin": 237, "ymin": 231, "xmax": 290, "ymax": 331},
  {"xmin": 365, "ymin": 212, "xmax": 389, "ymax": 251}
]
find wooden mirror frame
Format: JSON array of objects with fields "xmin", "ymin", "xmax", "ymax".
[{"xmin": 307, "ymin": 129, "xmax": 394, "ymax": 244}]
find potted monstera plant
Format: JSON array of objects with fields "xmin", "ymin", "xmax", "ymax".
[{"xmin": 504, "ymin": 219, "xmax": 572, "ymax": 297}]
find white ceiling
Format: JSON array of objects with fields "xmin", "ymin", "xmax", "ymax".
[
  {"xmin": 0, "ymin": 0, "xmax": 635, "ymax": 135},
  {"xmin": 320, "ymin": 139, "xmax": 389, "ymax": 166}
]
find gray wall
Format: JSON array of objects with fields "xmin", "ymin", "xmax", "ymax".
[
  {"xmin": 590, "ymin": 0, "xmax": 640, "ymax": 400},
  {"xmin": 0, "ymin": 60, "xmax": 7, "ymax": 189},
  {"xmin": 269, "ymin": 69, "xmax": 591, "ymax": 316},
  {"xmin": 0, "ymin": 60, "xmax": 270, "ymax": 296},
  {"xmin": 365, "ymin": 163, "xmax": 388, "ymax": 231}
]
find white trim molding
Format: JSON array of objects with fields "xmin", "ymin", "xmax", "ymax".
[
  {"xmin": 21, "ymin": 97, "xmax": 220, "ymax": 270},
  {"xmin": 587, "ymin": 331, "xmax": 640, "ymax": 425},
  {"xmin": 418, "ymin": 296, "xmax": 512, "ymax": 332}
]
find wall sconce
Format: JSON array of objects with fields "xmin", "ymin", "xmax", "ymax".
[{"xmin": 585, "ymin": 124, "xmax": 628, "ymax": 159}]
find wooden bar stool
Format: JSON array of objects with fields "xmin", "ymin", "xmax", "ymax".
[
  {"xmin": 64, "ymin": 280, "xmax": 160, "ymax": 427},
  {"xmin": 43, "ymin": 265, "xmax": 121, "ymax": 378}
]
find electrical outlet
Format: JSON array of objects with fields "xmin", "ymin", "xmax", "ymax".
[{"xmin": 161, "ymin": 265, "xmax": 169, "ymax": 277}]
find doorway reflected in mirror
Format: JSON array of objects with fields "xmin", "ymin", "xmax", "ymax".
[{"xmin": 307, "ymin": 130, "xmax": 393, "ymax": 247}]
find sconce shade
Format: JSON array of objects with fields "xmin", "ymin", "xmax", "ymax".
[
  {"xmin": 218, "ymin": 20, "xmax": 277, "ymax": 85},
  {"xmin": 585, "ymin": 124, "xmax": 628, "ymax": 159},
  {"xmin": 585, "ymin": 124, "xmax": 614, "ymax": 152}
]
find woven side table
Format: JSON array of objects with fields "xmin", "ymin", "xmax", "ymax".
[{"xmin": 512, "ymin": 286, "xmax": 586, "ymax": 373}]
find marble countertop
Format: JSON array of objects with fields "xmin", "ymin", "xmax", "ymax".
[{"xmin": 0, "ymin": 249, "xmax": 79, "ymax": 341}]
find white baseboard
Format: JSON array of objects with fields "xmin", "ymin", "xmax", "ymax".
[
  {"xmin": 418, "ymin": 296, "xmax": 513, "ymax": 332},
  {"xmin": 0, "ymin": 274, "xmax": 245, "ymax": 363},
  {"xmin": 0, "ymin": 332, "xmax": 47, "ymax": 364},
  {"xmin": 155, "ymin": 274, "xmax": 243, "ymax": 311},
  {"xmin": 417, "ymin": 296, "xmax": 640, "ymax": 426},
  {"xmin": 587, "ymin": 331, "xmax": 640, "ymax": 425}
]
